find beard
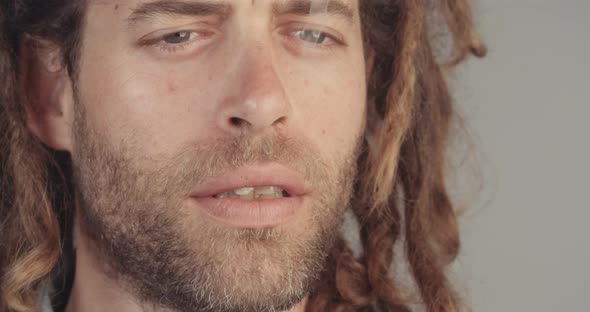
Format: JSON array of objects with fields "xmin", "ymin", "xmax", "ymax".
[{"xmin": 70, "ymin": 104, "xmax": 361, "ymax": 312}]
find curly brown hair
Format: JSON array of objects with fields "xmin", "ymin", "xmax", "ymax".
[{"xmin": 0, "ymin": 1, "xmax": 485, "ymax": 311}]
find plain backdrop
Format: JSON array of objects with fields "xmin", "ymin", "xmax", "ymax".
[{"xmin": 452, "ymin": 1, "xmax": 590, "ymax": 311}]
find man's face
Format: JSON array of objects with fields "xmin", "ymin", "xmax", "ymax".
[{"xmin": 70, "ymin": 0, "xmax": 368, "ymax": 311}]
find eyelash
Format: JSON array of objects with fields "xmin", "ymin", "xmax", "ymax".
[
  {"xmin": 153, "ymin": 31, "xmax": 208, "ymax": 54},
  {"xmin": 146, "ymin": 27, "xmax": 343, "ymax": 55},
  {"xmin": 282, "ymin": 28, "xmax": 343, "ymax": 52}
]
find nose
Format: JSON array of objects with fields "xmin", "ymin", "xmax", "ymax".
[{"xmin": 216, "ymin": 42, "xmax": 290, "ymax": 135}]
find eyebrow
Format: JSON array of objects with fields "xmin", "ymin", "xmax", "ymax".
[
  {"xmin": 127, "ymin": 1, "xmax": 232, "ymax": 25},
  {"xmin": 127, "ymin": 0, "xmax": 355, "ymax": 27},
  {"xmin": 272, "ymin": 0, "xmax": 354, "ymax": 24}
]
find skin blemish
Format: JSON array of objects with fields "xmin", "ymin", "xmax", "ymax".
[
  {"xmin": 167, "ymin": 80, "xmax": 177, "ymax": 93},
  {"xmin": 114, "ymin": 4, "xmax": 119, "ymax": 10}
]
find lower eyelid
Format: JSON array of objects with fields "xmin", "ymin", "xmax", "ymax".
[{"xmin": 156, "ymin": 39, "xmax": 197, "ymax": 53}]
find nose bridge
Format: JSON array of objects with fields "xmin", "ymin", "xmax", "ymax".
[
  {"xmin": 242, "ymin": 42, "xmax": 282, "ymax": 102},
  {"xmin": 217, "ymin": 37, "xmax": 290, "ymax": 134}
]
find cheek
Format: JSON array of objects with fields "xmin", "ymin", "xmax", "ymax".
[
  {"xmin": 77, "ymin": 59, "xmax": 219, "ymax": 156},
  {"xmin": 291, "ymin": 73, "xmax": 367, "ymax": 160}
]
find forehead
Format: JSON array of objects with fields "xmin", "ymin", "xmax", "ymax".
[
  {"xmin": 89, "ymin": 0, "xmax": 358, "ymax": 17},
  {"xmin": 84, "ymin": 0, "xmax": 362, "ymax": 35},
  {"xmin": 84, "ymin": 0, "xmax": 362, "ymax": 41}
]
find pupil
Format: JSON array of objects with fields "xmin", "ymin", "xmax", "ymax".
[
  {"xmin": 299, "ymin": 30, "xmax": 325, "ymax": 44},
  {"xmin": 165, "ymin": 31, "xmax": 190, "ymax": 44}
]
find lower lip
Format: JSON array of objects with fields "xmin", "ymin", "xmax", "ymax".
[{"xmin": 189, "ymin": 196, "xmax": 305, "ymax": 228}]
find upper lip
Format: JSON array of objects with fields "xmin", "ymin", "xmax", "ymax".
[{"xmin": 189, "ymin": 163, "xmax": 308, "ymax": 198}]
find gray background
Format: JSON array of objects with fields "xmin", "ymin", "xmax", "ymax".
[{"xmin": 454, "ymin": 1, "xmax": 590, "ymax": 311}]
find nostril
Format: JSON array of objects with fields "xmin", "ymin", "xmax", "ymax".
[
  {"xmin": 272, "ymin": 116, "xmax": 286, "ymax": 126},
  {"xmin": 227, "ymin": 115, "xmax": 285, "ymax": 129},
  {"xmin": 229, "ymin": 117, "xmax": 248, "ymax": 128}
]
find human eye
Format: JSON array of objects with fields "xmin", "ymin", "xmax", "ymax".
[
  {"xmin": 293, "ymin": 29, "xmax": 331, "ymax": 44},
  {"xmin": 162, "ymin": 31, "xmax": 194, "ymax": 44},
  {"xmin": 280, "ymin": 24, "xmax": 347, "ymax": 53},
  {"xmin": 138, "ymin": 27, "xmax": 217, "ymax": 55}
]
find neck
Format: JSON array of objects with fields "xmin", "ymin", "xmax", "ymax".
[
  {"xmin": 65, "ymin": 219, "xmax": 157, "ymax": 312},
  {"xmin": 65, "ymin": 218, "xmax": 308, "ymax": 312}
]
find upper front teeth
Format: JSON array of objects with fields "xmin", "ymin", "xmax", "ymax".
[
  {"xmin": 233, "ymin": 187, "xmax": 255, "ymax": 196},
  {"xmin": 214, "ymin": 186, "xmax": 287, "ymax": 199}
]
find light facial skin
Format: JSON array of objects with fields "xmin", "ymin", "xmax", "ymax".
[{"xmin": 24, "ymin": 0, "xmax": 370, "ymax": 311}]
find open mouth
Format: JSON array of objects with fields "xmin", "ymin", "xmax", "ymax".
[
  {"xmin": 187, "ymin": 163, "xmax": 308, "ymax": 228},
  {"xmin": 213, "ymin": 186, "xmax": 291, "ymax": 200}
]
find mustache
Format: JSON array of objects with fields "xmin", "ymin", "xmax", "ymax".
[
  {"xmin": 181, "ymin": 133, "xmax": 310, "ymax": 169},
  {"xmin": 130, "ymin": 132, "xmax": 331, "ymax": 197}
]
